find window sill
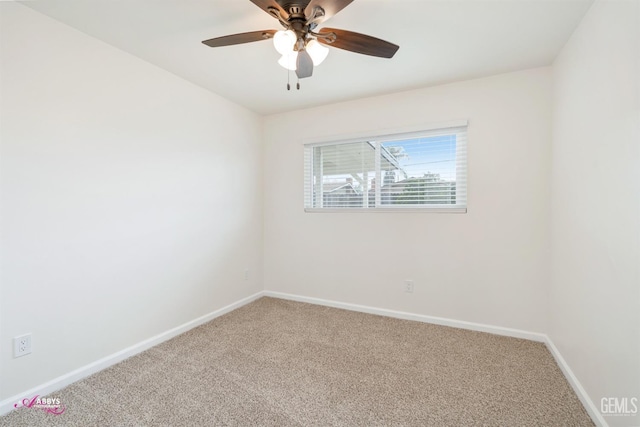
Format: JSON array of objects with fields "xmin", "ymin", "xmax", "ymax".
[{"xmin": 304, "ymin": 207, "xmax": 467, "ymax": 214}]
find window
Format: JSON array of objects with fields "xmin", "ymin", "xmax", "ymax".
[{"xmin": 304, "ymin": 122, "xmax": 467, "ymax": 212}]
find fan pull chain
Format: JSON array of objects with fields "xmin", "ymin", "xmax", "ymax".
[{"xmin": 285, "ymin": 70, "xmax": 301, "ymax": 91}]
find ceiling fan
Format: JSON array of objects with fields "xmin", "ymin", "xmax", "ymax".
[{"xmin": 202, "ymin": 0, "xmax": 399, "ymax": 85}]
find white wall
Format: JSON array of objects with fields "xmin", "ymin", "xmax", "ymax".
[
  {"xmin": 263, "ymin": 67, "xmax": 552, "ymax": 333},
  {"xmin": 0, "ymin": 3, "xmax": 263, "ymax": 400},
  {"xmin": 550, "ymin": 1, "xmax": 639, "ymax": 425}
]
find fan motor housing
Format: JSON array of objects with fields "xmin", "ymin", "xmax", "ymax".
[
  {"xmin": 288, "ymin": 5, "xmax": 304, "ymax": 15},
  {"xmin": 280, "ymin": 2, "xmax": 307, "ymax": 19}
]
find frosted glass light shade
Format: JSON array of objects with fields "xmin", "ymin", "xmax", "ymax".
[
  {"xmin": 273, "ymin": 30, "xmax": 296, "ymax": 55},
  {"xmin": 278, "ymin": 52, "xmax": 298, "ymax": 70},
  {"xmin": 306, "ymin": 39, "xmax": 329, "ymax": 65}
]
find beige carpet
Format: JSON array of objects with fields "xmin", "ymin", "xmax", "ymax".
[{"xmin": 0, "ymin": 297, "xmax": 593, "ymax": 426}]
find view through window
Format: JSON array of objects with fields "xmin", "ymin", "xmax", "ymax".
[{"xmin": 304, "ymin": 124, "xmax": 467, "ymax": 211}]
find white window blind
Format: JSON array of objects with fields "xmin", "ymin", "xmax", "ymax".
[{"xmin": 304, "ymin": 124, "xmax": 467, "ymax": 212}]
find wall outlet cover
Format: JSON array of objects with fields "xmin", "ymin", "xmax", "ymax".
[{"xmin": 14, "ymin": 334, "xmax": 32, "ymax": 358}]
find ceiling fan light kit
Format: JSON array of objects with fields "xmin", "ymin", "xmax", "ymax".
[
  {"xmin": 305, "ymin": 39, "xmax": 329, "ymax": 65},
  {"xmin": 274, "ymin": 30, "xmax": 328, "ymax": 72},
  {"xmin": 202, "ymin": 0, "xmax": 399, "ymax": 89},
  {"xmin": 278, "ymin": 50, "xmax": 298, "ymax": 71},
  {"xmin": 273, "ymin": 29, "xmax": 297, "ymax": 54}
]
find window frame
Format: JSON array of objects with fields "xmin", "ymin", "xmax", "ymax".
[{"xmin": 303, "ymin": 120, "xmax": 468, "ymax": 213}]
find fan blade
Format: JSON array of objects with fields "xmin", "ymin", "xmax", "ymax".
[
  {"xmin": 202, "ymin": 30, "xmax": 277, "ymax": 48},
  {"xmin": 305, "ymin": 0, "xmax": 354, "ymax": 24},
  {"xmin": 296, "ymin": 50, "xmax": 314, "ymax": 79},
  {"xmin": 317, "ymin": 28, "xmax": 399, "ymax": 58},
  {"xmin": 250, "ymin": 0, "xmax": 289, "ymax": 20}
]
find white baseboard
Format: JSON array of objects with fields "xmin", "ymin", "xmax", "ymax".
[
  {"xmin": 263, "ymin": 291, "xmax": 547, "ymax": 342},
  {"xmin": 544, "ymin": 337, "xmax": 607, "ymax": 427},
  {"xmin": 264, "ymin": 291, "xmax": 604, "ymax": 427},
  {"xmin": 0, "ymin": 291, "xmax": 263, "ymax": 416}
]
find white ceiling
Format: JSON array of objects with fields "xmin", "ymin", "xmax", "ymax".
[{"xmin": 20, "ymin": 0, "xmax": 593, "ymax": 115}]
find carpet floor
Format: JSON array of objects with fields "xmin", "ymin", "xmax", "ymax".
[{"xmin": 0, "ymin": 297, "xmax": 593, "ymax": 426}]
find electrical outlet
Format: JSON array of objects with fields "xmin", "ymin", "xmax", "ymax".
[
  {"xmin": 14, "ymin": 334, "xmax": 32, "ymax": 358},
  {"xmin": 244, "ymin": 268, "xmax": 249, "ymax": 281},
  {"xmin": 404, "ymin": 280, "xmax": 414, "ymax": 293}
]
